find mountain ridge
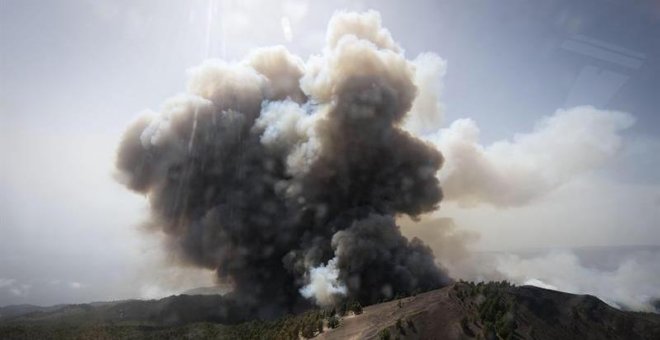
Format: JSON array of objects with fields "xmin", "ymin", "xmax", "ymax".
[{"xmin": 1, "ymin": 282, "xmax": 659, "ymax": 339}]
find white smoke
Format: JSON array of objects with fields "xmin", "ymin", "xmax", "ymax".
[
  {"xmin": 398, "ymin": 38, "xmax": 654, "ymax": 312},
  {"xmin": 426, "ymin": 106, "xmax": 635, "ymax": 207},
  {"xmin": 403, "ymin": 53, "xmax": 447, "ymax": 135},
  {"xmin": 403, "ymin": 218, "xmax": 660, "ymax": 312},
  {"xmin": 522, "ymin": 278, "xmax": 557, "ymax": 290},
  {"xmin": 255, "ymin": 99, "xmax": 320, "ymax": 177},
  {"xmin": 299, "ymin": 258, "xmax": 347, "ymax": 307},
  {"xmin": 324, "ymin": 10, "xmax": 401, "ymax": 52},
  {"xmin": 492, "ymin": 250, "xmax": 660, "ymax": 312}
]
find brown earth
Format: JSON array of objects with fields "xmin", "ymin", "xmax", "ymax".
[
  {"xmin": 319, "ymin": 287, "xmax": 464, "ymax": 339},
  {"xmin": 320, "ymin": 282, "xmax": 660, "ymax": 340}
]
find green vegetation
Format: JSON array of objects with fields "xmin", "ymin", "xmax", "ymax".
[
  {"xmin": 317, "ymin": 319, "xmax": 324, "ymax": 334},
  {"xmin": 454, "ymin": 281, "xmax": 519, "ymax": 340},
  {"xmin": 406, "ymin": 318, "xmax": 416, "ymax": 333},
  {"xmin": 5, "ymin": 281, "xmax": 660, "ymax": 339},
  {"xmin": 339, "ymin": 301, "xmax": 348, "ymax": 316},
  {"xmin": 350, "ymin": 301, "xmax": 363, "ymax": 315},
  {"xmin": 327, "ymin": 315, "xmax": 340, "ymax": 329},
  {"xmin": 378, "ymin": 327, "xmax": 391, "ymax": 340},
  {"xmin": 395, "ymin": 317, "xmax": 407, "ymax": 335},
  {"xmin": 0, "ymin": 309, "xmax": 338, "ymax": 340},
  {"xmin": 332, "ymin": 298, "xmax": 364, "ymax": 317}
]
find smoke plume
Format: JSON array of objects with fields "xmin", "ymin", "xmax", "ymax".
[
  {"xmin": 299, "ymin": 258, "xmax": 346, "ymax": 306},
  {"xmin": 116, "ymin": 10, "xmax": 450, "ymax": 317},
  {"xmin": 427, "ymin": 106, "xmax": 634, "ymax": 207}
]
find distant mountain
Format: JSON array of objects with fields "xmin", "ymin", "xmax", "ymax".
[
  {"xmin": 182, "ymin": 284, "xmax": 232, "ymax": 296},
  {"xmin": 0, "ymin": 304, "xmax": 66, "ymax": 320},
  {"xmin": 1, "ymin": 282, "xmax": 659, "ymax": 339}
]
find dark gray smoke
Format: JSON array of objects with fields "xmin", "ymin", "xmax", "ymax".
[{"xmin": 115, "ymin": 11, "xmax": 450, "ymax": 318}]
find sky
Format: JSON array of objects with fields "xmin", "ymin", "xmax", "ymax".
[{"xmin": 1, "ymin": 0, "xmax": 659, "ymax": 307}]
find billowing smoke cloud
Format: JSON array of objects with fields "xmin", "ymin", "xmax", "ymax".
[
  {"xmin": 426, "ymin": 106, "xmax": 635, "ymax": 207},
  {"xmin": 299, "ymin": 258, "xmax": 346, "ymax": 306},
  {"xmin": 398, "ymin": 52, "xmax": 635, "ymax": 208},
  {"xmin": 330, "ymin": 214, "xmax": 446, "ymax": 302},
  {"xmin": 403, "ymin": 53, "xmax": 446, "ymax": 135},
  {"xmin": 398, "ymin": 215, "xmax": 479, "ymax": 278},
  {"xmin": 116, "ymin": 10, "xmax": 449, "ymax": 317},
  {"xmin": 116, "ymin": 7, "xmax": 647, "ymax": 318}
]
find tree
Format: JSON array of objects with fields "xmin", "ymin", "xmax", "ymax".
[
  {"xmin": 301, "ymin": 322, "xmax": 316, "ymax": 338},
  {"xmin": 328, "ymin": 315, "xmax": 340, "ymax": 329},
  {"xmin": 396, "ymin": 318, "xmax": 406, "ymax": 335},
  {"xmin": 339, "ymin": 302, "xmax": 348, "ymax": 316},
  {"xmin": 378, "ymin": 328, "xmax": 391, "ymax": 340},
  {"xmin": 351, "ymin": 301, "xmax": 363, "ymax": 315},
  {"xmin": 406, "ymin": 318, "xmax": 416, "ymax": 332}
]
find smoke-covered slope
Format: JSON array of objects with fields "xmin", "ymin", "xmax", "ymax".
[{"xmin": 2, "ymin": 283, "xmax": 659, "ymax": 339}]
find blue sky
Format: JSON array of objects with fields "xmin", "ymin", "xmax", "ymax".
[{"xmin": 1, "ymin": 0, "xmax": 659, "ymax": 306}]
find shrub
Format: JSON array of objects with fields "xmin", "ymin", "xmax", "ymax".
[
  {"xmin": 339, "ymin": 302, "xmax": 348, "ymax": 316},
  {"xmin": 301, "ymin": 322, "xmax": 316, "ymax": 338},
  {"xmin": 327, "ymin": 315, "xmax": 340, "ymax": 329},
  {"xmin": 406, "ymin": 318, "xmax": 416, "ymax": 332},
  {"xmin": 378, "ymin": 328, "xmax": 391, "ymax": 340},
  {"xmin": 351, "ymin": 301, "xmax": 363, "ymax": 315},
  {"xmin": 396, "ymin": 318, "xmax": 406, "ymax": 335}
]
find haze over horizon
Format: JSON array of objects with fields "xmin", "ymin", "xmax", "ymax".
[{"xmin": 1, "ymin": 0, "xmax": 659, "ymax": 311}]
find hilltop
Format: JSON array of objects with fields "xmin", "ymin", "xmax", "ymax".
[{"xmin": 1, "ymin": 282, "xmax": 659, "ymax": 339}]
